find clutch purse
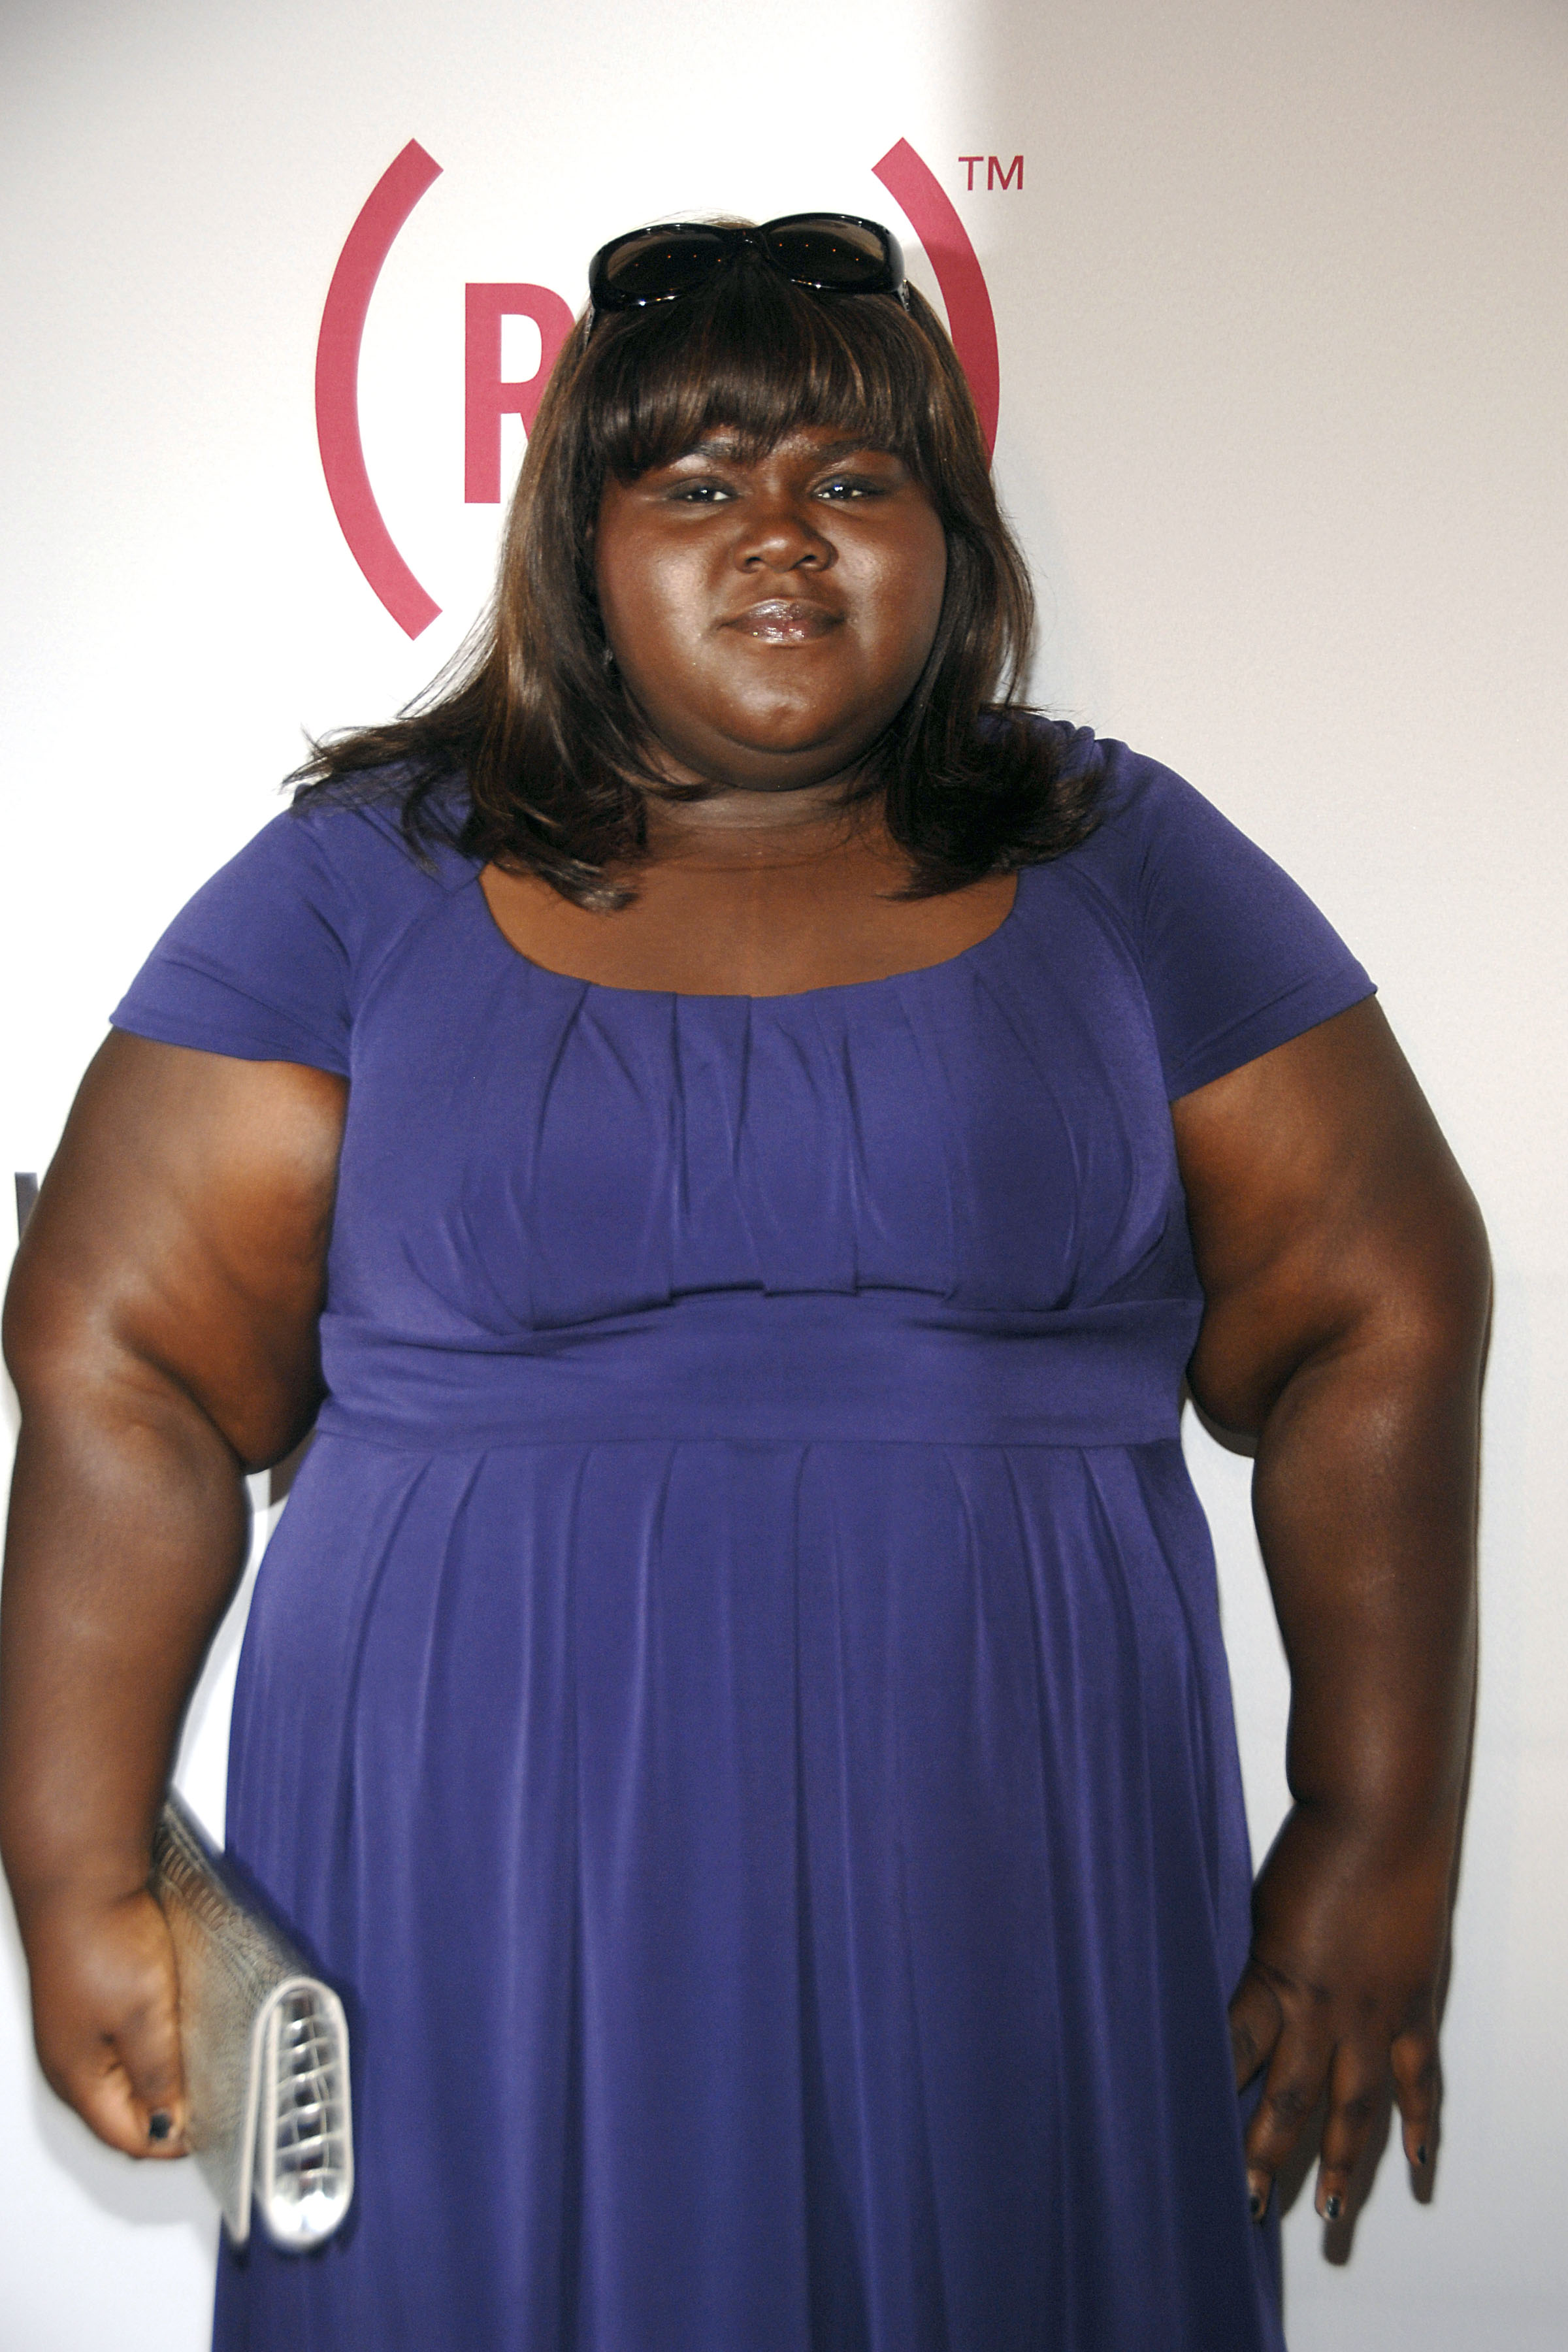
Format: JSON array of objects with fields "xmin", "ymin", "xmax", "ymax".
[{"xmin": 150, "ymin": 1790, "xmax": 354, "ymax": 2250}]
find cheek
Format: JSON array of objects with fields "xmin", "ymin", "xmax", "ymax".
[
  {"xmin": 599, "ymin": 549, "xmax": 691, "ymax": 679},
  {"xmin": 864, "ymin": 526, "xmax": 947, "ymax": 668}
]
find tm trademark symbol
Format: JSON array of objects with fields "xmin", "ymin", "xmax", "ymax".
[{"xmin": 958, "ymin": 154, "xmax": 1023, "ymax": 191}]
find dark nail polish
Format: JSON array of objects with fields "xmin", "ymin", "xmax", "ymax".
[
  {"xmin": 1416, "ymin": 2142, "xmax": 1429, "ymax": 2167},
  {"xmin": 1324, "ymin": 2193, "xmax": 1343, "ymax": 2222},
  {"xmin": 148, "ymin": 2110, "xmax": 172, "ymax": 2142},
  {"xmin": 1249, "ymin": 2189, "xmax": 1265, "ymax": 2221}
]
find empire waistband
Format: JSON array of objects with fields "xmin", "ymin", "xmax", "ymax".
[{"xmin": 312, "ymin": 1292, "xmax": 1201, "ymax": 1452}]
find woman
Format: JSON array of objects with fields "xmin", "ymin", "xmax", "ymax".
[{"xmin": 1, "ymin": 216, "xmax": 1486, "ymax": 2350}]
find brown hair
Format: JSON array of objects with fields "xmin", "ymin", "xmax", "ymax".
[{"xmin": 293, "ymin": 252, "xmax": 1102, "ymax": 900}]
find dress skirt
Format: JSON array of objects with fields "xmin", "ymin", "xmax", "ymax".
[{"xmin": 215, "ymin": 1414, "xmax": 1280, "ymax": 2350}]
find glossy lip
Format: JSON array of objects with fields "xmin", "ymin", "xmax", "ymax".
[{"xmin": 723, "ymin": 597, "xmax": 843, "ymax": 644}]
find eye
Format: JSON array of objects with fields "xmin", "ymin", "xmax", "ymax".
[
  {"xmin": 666, "ymin": 478, "xmax": 736, "ymax": 504},
  {"xmin": 815, "ymin": 472, "xmax": 892, "ymax": 502}
]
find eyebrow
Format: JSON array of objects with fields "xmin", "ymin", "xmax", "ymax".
[{"xmin": 669, "ymin": 435, "xmax": 892, "ymax": 466}]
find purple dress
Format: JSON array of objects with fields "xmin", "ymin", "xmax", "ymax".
[{"xmin": 114, "ymin": 733, "xmax": 1371, "ymax": 2352}]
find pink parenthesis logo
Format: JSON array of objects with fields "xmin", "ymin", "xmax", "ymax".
[
  {"xmin": 316, "ymin": 140, "xmax": 999, "ymax": 637},
  {"xmin": 315, "ymin": 141, "xmax": 444, "ymax": 638},
  {"xmin": 872, "ymin": 140, "xmax": 999, "ymax": 457}
]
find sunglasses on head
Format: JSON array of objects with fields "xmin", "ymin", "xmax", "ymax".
[{"xmin": 587, "ymin": 212, "xmax": 909, "ymax": 321}]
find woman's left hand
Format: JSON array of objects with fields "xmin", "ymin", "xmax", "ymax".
[{"xmin": 1228, "ymin": 1802, "xmax": 1449, "ymax": 2221}]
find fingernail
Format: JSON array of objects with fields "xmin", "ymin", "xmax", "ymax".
[
  {"xmin": 1324, "ymin": 2193, "xmax": 1343, "ymax": 2223},
  {"xmin": 1416, "ymin": 2142, "xmax": 1429, "ymax": 2168},
  {"xmin": 148, "ymin": 2110, "xmax": 172, "ymax": 2142},
  {"xmin": 1248, "ymin": 2174, "xmax": 1269, "ymax": 2221}
]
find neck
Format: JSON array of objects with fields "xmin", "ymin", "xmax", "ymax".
[{"xmin": 639, "ymin": 779, "xmax": 893, "ymax": 870}]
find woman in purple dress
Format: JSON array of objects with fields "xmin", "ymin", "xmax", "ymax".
[{"xmin": 1, "ymin": 216, "xmax": 1486, "ymax": 2349}]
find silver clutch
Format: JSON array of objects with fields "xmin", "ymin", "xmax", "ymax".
[{"xmin": 150, "ymin": 1791, "xmax": 354, "ymax": 2250}]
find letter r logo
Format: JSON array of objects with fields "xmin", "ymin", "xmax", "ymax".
[{"xmin": 465, "ymin": 284, "xmax": 576, "ymax": 502}]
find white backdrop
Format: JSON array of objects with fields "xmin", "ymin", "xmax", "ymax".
[{"xmin": 3, "ymin": 2, "xmax": 1564, "ymax": 2344}]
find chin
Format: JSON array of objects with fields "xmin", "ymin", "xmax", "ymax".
[
  {"xmin": 713, "ymin": 741, "xmax": 870, "ymax": 788},
  {"xmin": 711, "ymin": 704, "xmax": 873, "ymax": 766}
]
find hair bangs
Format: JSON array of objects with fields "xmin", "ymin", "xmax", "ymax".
[{"xmin": 582, "ymin": 261, "xmax": 932, "ymax": 482}]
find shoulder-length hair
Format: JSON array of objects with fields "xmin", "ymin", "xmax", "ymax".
[{"xmin": 293, "ymin": 250, "xmax": 1102, "ymax": 900}]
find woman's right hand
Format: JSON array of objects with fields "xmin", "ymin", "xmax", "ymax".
[{"xmin": 18, "ymin": 1883, "xmax": 188, "ymax": 2157}]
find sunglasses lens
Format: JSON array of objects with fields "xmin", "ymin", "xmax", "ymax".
[
  {"xmin": 764, "ymin": 218, "xmax": 893, "ymax": 288},
  {"xmin": 589, "ymin": 214, "xmax": 904, "ymax": 319},
  {"xmin": 598, "ymin": 227, "xmax": 731, "ymax": 304}
]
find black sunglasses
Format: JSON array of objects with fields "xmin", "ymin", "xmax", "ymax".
[{"xmin": 587, "ymin": 212, "xmax": 909, "ymax": 320}]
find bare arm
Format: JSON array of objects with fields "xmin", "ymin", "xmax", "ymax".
[
  {"xmin": 0, "ymin": 1032, "xmax": 346, "ymax": 2157},
  {"xmin": 1173, "ymin": 996, "xmax": 1488, "ymax": 2225}
]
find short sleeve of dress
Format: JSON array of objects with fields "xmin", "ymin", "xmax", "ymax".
[
  {"xmin": 1071, "ymin": 740, "xmax": 1375, "ymax": 1099},
  {"xmin": 110, "ymin": 807, "xmax": 363, "ymax": 1074}
]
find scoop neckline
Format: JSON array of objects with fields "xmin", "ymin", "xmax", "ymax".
[{"xmin": 468, "ymin": 863, "xmax": 1025, "ymax": 1004}]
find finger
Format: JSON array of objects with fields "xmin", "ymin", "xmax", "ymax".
[
  {"xmin": 50, "ymin": 1980, "xmax": 189, "ymax": 2160},
  {"xmin": 112, "ymin": 1957, "xmax": 189, "ymax": 2156},
  {"xmin": 1313, "ymin": 2038, "xmax": 1388, "ymax": 2221},
  {"xmin": 1228, "ymin": 1966, "xmax": 1283, "ymax": 2092},
  {"xmin": 35, "ymin": 1894, "xmax": 190, "ymax": 2160},
  {"xmin": 1390, "ymin": 2023, "xmax": 1441, "ymax": 2179},
  {"xmin": 1243, "ymin": 2015, "xmax": 1332, "ymax": 2221},
  {"xmin": 63, "ymin": 2035, "xmax": 184, "ymax": 2161}
]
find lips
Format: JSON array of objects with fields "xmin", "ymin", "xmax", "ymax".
[{"xmin": 724, "ymin": 598, "xmax": 841, "ymax": 643}]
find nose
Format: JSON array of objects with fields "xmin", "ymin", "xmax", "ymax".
[{"xmin": 733, "ymin": 489, "xmax": 835, "ymax": 574}]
